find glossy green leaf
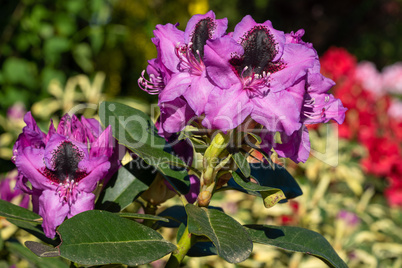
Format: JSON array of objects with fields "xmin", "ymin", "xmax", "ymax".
[
  {"xmin": 99, "ymin": 101, "xmax": 190, "ymax": 194},
  {"xmin": 58, "ymin": 210, "xmax": 176, "ymax": 266},
  {"xmin": 232, "ymin": 172, "xmax": 286, "ymax": 208},
  {"xmin": 250, "ymin": 162, "xmax": 303, "ymax": 199},
  {"xmin": 232, "ymin": 152, "xmax": 251, "ymax": 178},
  {"xmin": 185, "ymin": 204, "xmax": 252, "ymax": 263},
  {"xmin": 245, "ymin": 225, "xmax": 348, "ymax": 268},
  {"xmin": 118, "ymin": 212, "xmax": 169, "ymax": 222},
  {"xmin": 96, "ymin": 162, "xmax": 155, "ymax": 211},
  {"xmin": 7, "ymin": 242, "xmax": 68, "ymax": 268},
  {"xmin": 0, "ymin": 199, "xmax": 41, "ymax": 223},
  {"xmin": 99, "ymin": 101, "xmax": 184, "ymax": 168},
  {"xmin": 0, "ymin": 200, "xmax": 58, "ymax": 245}
]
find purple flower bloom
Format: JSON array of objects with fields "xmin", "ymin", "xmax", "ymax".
[
  {"xmin": 254, "ymin": 30, "xmax": 346, "ymax": 163},
  {"xmin": 139, "ymin": 11, "xmax": 228, "ymax": 135},
  {"xmin": 202, "ymin": 15, "xmax": 318, "ymax": 133},
  {"xmin": 13, "ymin": 112, "xmax": 119, "ymax": 238}
]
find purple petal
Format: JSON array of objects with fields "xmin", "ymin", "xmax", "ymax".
[
  {"xmin": 81, "ymin": 117, "xmax": 103, "ymax": 143},
  {"xmin": 38, "ymin": 189, "xmax": 70, "ymax": 238},
  {"xmin": 182, "ymin": 70, "xmax": 215, "ymax": 115},
  {"xmin": 43, "ymin": 134, "xmax": 88, "ymax": 172},
  {"xmin": 232, "ymin": 15, "xmax": 285, "ymax": 62},
  {"xmin": 270, "ymin": 43, "xmax": 317, "ymax": 93},
  {"xmin": 303, "ymin": 93, "xmax": 347, "ymax": 125},
  {"xmin": 153, "ymin": 23, "xmax": 184, "ymax": 73},
  {"xmin": 14, "ymin": 147, "xmax": 53, "ymax": 191},
  {"xmin": 77, "ymin": 157, "xmax": 111, "ymax": 193},
  {"xmin": 251, "ymin": 89, "xmax": 302, "ymax": 136},
  {"xmin": 159, "ymin": 72, "xmax": 192, "ymax": 103},
  {"xmin": 67, "ymin": 191, "xmax": 95, "ymax": 218},
  {"xmin": 13, "ymin": 112, "xmax": 46, "ymax": 155},
  {"xmin": 307, "ymin": 72, "xmax": 336, "ymax": 94},
  {"xmin": 203, "ymin": 84, "xmax": 253, "ymax": 131},
  {"xmin": 159, "ymin": 97, "xmax": 197, "ymax": 135},
  {"xmin": 45, "ymin": 119, "xmax": 57, "ymax": 144},
  {"xmin": 274, "ymin": 127, "xmax": 310, "ymax": 163},
  {"xmin": 89, "ymin": 125, "xmax": 114, "ymax": 159},
  {"xmin": 185, "ymin": 175, "xmax": 200, "ymax": 203},
  {"xmin": 184, "ymin": 10, "xmax": 228, "ymax": 43},
  {"xmin": 204, "ymin": 36, "xmax": 243, "ymax": 89}
]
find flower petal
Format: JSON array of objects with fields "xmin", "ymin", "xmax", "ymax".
[
  {"xmin": 89, "ymin": 125, "xmax": 114, "ymax": 158},
  {"xmin": 38, "ymin": 189, "xmax": 69, "ymax": 238},
  {"xmin": 204, "ymin": 36, "xmax": 243, "ymax": 89},
  {"xmin": 159, "ymin": 72, "xmax": 192, "ymax": 103},
  {"xmin": 270, "ymin": 43, "xmax": 317, "ymax": 93},
  {"xmin": 81, "ymin": 117, "xmax": 103, "ymax": 143},
  {"xmin": 203, "ymin": 84, "xmax": 253, "ymax": 131},
  {"xmin": 232, "ymin": 15, "xmax": 285, "ymax": 62},
  {"xmin": 184, "ymin": 10, "xmax": 228, "ymax": 43},
  {"xmin": 159, "ymin": 97, "xmax": 197, "ymax": 134},
  {"xmin": 274, "ymin": 127, "xmax": 310, "ymax": 163},
  {"xmin": 67, "ymin": 191, "xmax": 95, "ymax": 218},
  {"xmin": 15, "ymin": 147, "xmax": 52, "ymax": 191},
  {"xmin": 182, "ymin": 70, "xmax": 215, "ymax": 115},
  {"xmin": 77, "ymin": 157, "xmax": 110, "ymax": 193},
  {"xmin": 153, "ymin": 23, "xmax": 184, "ymax": 73},
  {"xmin": 251, "ymin": 90, "xmax": 302, "ymax": 136}
]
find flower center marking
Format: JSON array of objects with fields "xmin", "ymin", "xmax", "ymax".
[{"xmin": 191, "ymin": 17, "xmax": 215, "ymax": 61}]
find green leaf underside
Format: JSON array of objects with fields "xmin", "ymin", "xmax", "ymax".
[
  {"xmin": 96, "ymin": 164, "xmax": 153, "ymax": 211},
  {"xmin": 99, "ymin": 101, "xmax": 190, "ymax": 194},
  {"xmin": 232, "ymin": 152, "xmax": 251, "ymax": 178},
  {"xmin": 250, "ymin": 163, "xmax": 303, "ymax": 199},
  {"xmin": 7, "ymin": 241, "xmax": 68, "ymax": 268},
  {"xmin": 0, "ymin": 199, "xmax": 41, "ymax": 223},
  {"xmin": 58, "ymin": 210, "xmax": 176, "ymax": 266},
  {"xmin": 185, "ymin": 204, "xmax": 252, "ymax": 263},
  {"xmin": 117, "ymin": 212, "xmax": 169, "ymax": 222},
  {"xmin": 245, "ymin": 225, "xmax": 348, "ymax": 268},
  {"xmin": 25, "ymin": 241, "xmax": 60, "ymax": 257},
  {"xmin": 232, "ymin": 172, "xmax": 286, "ymax": 208}
]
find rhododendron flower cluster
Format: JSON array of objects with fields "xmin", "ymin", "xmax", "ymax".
[
  {"xmin": 12, "ymin": 112, "xmax": 120, "ymax": 238},
  {"xmin": 321, "ymin": 47, "xmax": 402, "ymax": 206},
  {"xmin": 139, "ymin": 11, "xmax": 346, "ymax": 163}
]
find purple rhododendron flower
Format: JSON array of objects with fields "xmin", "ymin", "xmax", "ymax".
[
  {"xmin": 12, "ymin": 112, "xmax": 120, "ymax": 238},
  {"xmin": 203, "ymin": 15, "xmax": 318, "ymax": 133},
  {"xmin": 139, "ymin": 11, "xmax": 227, "ymax": 135},
  {"xmin": 139, "ymin": 11, "xmax": 347, "ymax": 164}
]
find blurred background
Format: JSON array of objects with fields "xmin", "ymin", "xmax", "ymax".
[{"xmin": 1, "ymin": 0, "xmax": 402, "ymax": 267}]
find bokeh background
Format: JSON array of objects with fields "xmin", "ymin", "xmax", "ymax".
[{"xmin": 1, "ymin": 0, "xmax": 402, "ymax": 267}]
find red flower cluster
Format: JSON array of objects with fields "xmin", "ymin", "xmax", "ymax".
[{"xmin": 320, "ymin": 47, "xmax": 402, "ymax": 207}]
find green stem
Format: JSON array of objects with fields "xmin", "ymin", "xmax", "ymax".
[{"xmin": 165, "ymin": 225, "xmax": 194, "ymax": 268}]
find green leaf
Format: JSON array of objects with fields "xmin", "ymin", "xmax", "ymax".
[
  {"xmin": 7, "ymin": 241, "xmax": 68, "ymax": 268},
  {"xmin": 250, "ymin": 162, "xmax": 303, "ymax": 199},
  {"xmin": 96, "ymin": 162, "xmax": 155, "ymax": 211},
  {"xmin": 0, "ymin": 199, "xmax": 41, "ymax": 224},
  {"xmin": 58, "ymin": 210, "xmax": 176, "ymax": 266},
  {"xmin": 117, "ymin": 212, "xmax": 169, "ymax": 222},
  {"xmin": 232, "ymin": 172, "xmax": 286, "ymax": 208},
  {"xmin": 185, "ymin": 204, "xmax": 252, "ymax": 263},
  {"xmin": 99, "ymin": 101, "xmax": 190, "ymax": 194},
  {"xmin": 0, "ymin": 200, "xmax": 58, "ymax": 245},
  {"xmin": 245, "ymin": 225, "xmax": 348, "ymax": 268},
  {"xmin": 232, "ymin": 152, "xmax": 251, "ymax": 178},
  {"xmin": 25, "ymin": 241, "xmax": 60, "ymax": 257}
]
